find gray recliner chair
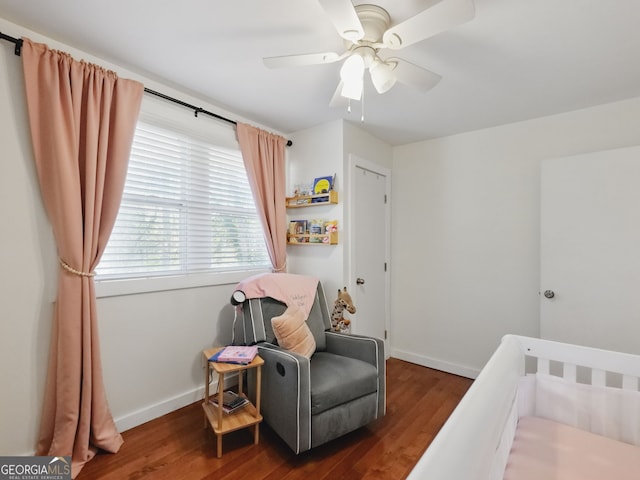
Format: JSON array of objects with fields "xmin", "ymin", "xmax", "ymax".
[{"xmin": 233, "ymin": 278, "xmax": 386, "ymax": 454}]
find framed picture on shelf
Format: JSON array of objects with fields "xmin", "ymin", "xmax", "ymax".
[{"xmin": 313, "ymin": 175, "xmax": 334, "ymax": 195}]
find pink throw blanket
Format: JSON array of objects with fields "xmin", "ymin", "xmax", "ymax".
[{"xmin": 235, "ymin": 273, "xmax": 319, "ymax": 318}]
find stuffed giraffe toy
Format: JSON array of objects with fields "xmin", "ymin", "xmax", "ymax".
[{"xmin": 331, "ymin": 287, "xmax": 356, "ymax": 332}]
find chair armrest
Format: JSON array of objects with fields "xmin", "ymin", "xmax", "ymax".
[
  {"xmin": 247, "ymin": 343, "xmax": 313, "ymax": 453},
  {"xmin": 325, "ymin": 331, "xmax": 384, "ymax": 367},
  {"xmin": 325, "ymin": 332, "xmax": 386, "ymax": 417}
]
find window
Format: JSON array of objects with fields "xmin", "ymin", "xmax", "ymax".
[{"xmin": 97, "ymin": 119, "xmax": 271, "ymax": 282}]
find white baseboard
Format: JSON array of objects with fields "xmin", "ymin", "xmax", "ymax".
[
  {"xmin": 115, "ymin": 373, "xmax": 237, "ymax": 432},
  {"xmin": 390, "ymin": 348, "xmax": 480, "ymax": 379},
  {"xmin": 114, "ymin": 386, "xmax": 204, "ymax": 432}
]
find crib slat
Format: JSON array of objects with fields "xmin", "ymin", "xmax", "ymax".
[
  {"xmin": 592, "ymin": 369, "xmax": 607, "ymax": 387},
  {"xmin": 538, "ymin": 358, "xmax": 550, "ymax": 375},
  {"xmin": 622, "ymin": 375, "xmax": 639, "ymax": 391},
  {"xmin": 563, "ymin": 363, "xmax": 577, "ymax": 382}
]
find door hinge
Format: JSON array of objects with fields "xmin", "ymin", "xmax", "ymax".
[
  {"xmin": 384, "ymin": 194, "xmax": 387, "ymax": 204},
  {"xmin": 384, "ymin": 262, "xmax": 387, "ymax": 272},
  {"xmin": 384, "ymin": 330, "xmax": 388, "ymax": 340}
]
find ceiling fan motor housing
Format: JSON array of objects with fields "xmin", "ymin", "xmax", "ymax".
[
  {"xmin": 343, "ymin": 5, "xmax": 392, "ymax": 67},
  {"xmin": 353, "ymin": 4, "xmax": 391, "ymax": 43}
]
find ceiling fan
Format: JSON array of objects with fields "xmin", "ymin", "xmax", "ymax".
[{"xmin": 263, "ymin": 0, "xmax": 475, "ymax": 104}]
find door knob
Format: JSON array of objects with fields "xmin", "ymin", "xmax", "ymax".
[
  {"xmin": 356, "ymin": 278, "xmax": 365, "ymax": 285},
  {"xmin": 543, "ymin": 290, "xmax": 555, "ymax": 299}
]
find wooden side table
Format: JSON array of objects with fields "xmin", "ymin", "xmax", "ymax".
[{"xmin": 202, "ymin": 347, "xmax": 264, "ymax": 457}]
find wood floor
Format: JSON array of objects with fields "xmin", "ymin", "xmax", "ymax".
[{"xmin": 78, "ymin": 358, "xmax": 473, "ymax": 480}]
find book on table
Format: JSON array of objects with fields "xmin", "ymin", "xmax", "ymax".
[
  {"xmin": 209, "ymin": 345, "xmax": 258, "ymax": 364},
  {"xmin": 208, "ymin": 390, "xmax": 249, "ymax": 414}
]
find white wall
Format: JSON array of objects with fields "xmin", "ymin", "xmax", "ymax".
[
  {"xmin": 391, "ymin": 97, "xmax": 640, "ymax": 378},
  {"xmin": 287, "ymin": 119, "xmax": 392, "ymax": 302},
  {"xmin": 286, "ymin": 120, "xmax": 345, "ymax": 296},
  {"xmin": 343, "ymin": 120, "xmax": 392, "ymax": 170},
  {"xmin": 0, "ymin": 17, "xmax": 278, "ymax": 455}
]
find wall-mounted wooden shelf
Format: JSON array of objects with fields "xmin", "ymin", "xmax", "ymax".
[
  {"xmin": 286, "ymin": 190, "xmax": 338, "ymax": 246},
  {"xmin": 287, "ymin": 231, "xmax": 338, "ymax": 245},
  {"xmin": 285, "ymin": 190, "xmax": 338, "ymax": 208}
]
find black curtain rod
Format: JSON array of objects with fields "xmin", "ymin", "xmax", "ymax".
[
  {"xmin": 0, "ymin": 31, "xmax": 23, "ymax": 56},
  {"xmin": 1, "ymin": 31, "xmax": 292, "ymax": 146}
]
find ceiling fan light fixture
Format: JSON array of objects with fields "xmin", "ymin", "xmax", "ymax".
[
  {"xmin": 340, "ymin": 54, "xmax": 365, "ymax": 100},
  {"xmin": 341, "ymin": 76, "xmax": 364, "ymax": 100},
  {"xmin": 340, "ymin": 53, "xmax": 365, "ymax": 80},
  {"xmin": 370, "ymin": 60, "xmax": 397, "ymax": 94},
  {"xmin": 265, "ymin": 0, "xmax": 477, "ymax": 106}
]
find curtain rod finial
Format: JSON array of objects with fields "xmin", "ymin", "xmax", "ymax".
[{"xmin": 0, "ymin": 32, "xmax": 23, "ymax": 56}]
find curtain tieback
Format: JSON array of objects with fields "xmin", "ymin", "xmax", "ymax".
[
  {"xmin": 59, "ymin": 258, "xmax": 96, "ymax": 277},
  {"xmin": 272, "ymin": 261, "xmax": 287, "ymax": 273}
]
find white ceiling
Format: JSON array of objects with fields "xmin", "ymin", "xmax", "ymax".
[{"xmin": 1, "ymin": 0, "xmax": 639, "ymax": 145}]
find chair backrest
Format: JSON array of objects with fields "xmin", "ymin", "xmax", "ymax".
[{"xmin": 237, "ymin": 281, "xmax": 332, "ymax": 351}]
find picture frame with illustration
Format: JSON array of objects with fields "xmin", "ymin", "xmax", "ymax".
[{"xmin": 313, "ymin": 175, "xmax": 334, "ymax": 195}]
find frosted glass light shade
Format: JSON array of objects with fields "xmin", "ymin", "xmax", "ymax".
[
  {"xmin": 340, "ymin": 54, "xmax": 365, "ymax": 100},
  {"xmin": 370, "ymin": 60, "xmax": 397, "ymax": 94}
]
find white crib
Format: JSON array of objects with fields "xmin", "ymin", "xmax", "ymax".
[{"xmin": 407, "ymin": 335, "xmax": 640, "ymax": 480}]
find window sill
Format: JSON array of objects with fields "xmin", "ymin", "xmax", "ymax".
[{"xmin": 95, "ymin": 269, "xmax": 270, "ymax": 298}]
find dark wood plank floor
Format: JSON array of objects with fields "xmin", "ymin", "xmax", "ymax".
[{"xmin": 78, "ymin": 358, "xmax": 472, "ymax": 480}]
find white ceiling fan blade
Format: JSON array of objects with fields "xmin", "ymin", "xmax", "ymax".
[
  {"xmin": 382, "ymin": 0, "xmax": 475, "ymax": 50},
  {"xmin": 263, "ymin": 52, "xmax": 342, "ymax": 68},
  {"xmin": 318, "ymin": 0, "xmax": 365, "ymax": 42},
  {"xmin": 391, "ymin": 58, "xmax": 442, "ymax": 92}
]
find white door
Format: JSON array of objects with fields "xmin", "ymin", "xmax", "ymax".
[
  {"xmin": 349, "ymin": 156, "xmax": 390, "ymax": 348},
  {"xmin": 540, "ymin": 145, "xmax": 640, "ymax": 355}
]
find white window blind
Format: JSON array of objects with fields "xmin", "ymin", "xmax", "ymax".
[{"xmin": 97, "ymin": 120, "xmax": 271, "ymax": 280}]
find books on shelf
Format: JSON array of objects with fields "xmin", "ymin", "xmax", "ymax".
[
  {"xmin": 208, "ymin": 390, "xmax": 249, "ymax": 414},
  {"xmin": 288, "ymin": 219, "xmax": 308, "ymax": 243},
  {"xmin": 288, "ymin": 219, "xmax": 338, "ymax": 244},
  {"xmin": 209, "ymin": 345, "xmax": 258, "ymax": 364}
]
